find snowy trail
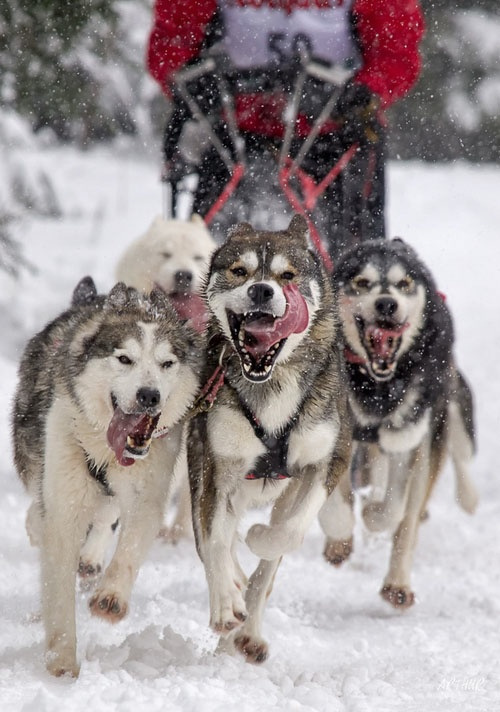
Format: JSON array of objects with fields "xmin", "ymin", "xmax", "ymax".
[{"xmin": 0, "ymin": 147, "xmax": 499, "ymax": 711}]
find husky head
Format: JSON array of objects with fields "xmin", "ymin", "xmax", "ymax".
[
  {"xmin": 334, "ymin": 238, "xmax": 438, "ymax": 382},
  {"xmin": 206, "ymin": 215, "xmax": 324, "ymax": 383},
  {"xmin": 70, "ymin": 283, "xmax": 202, "ymax": 466}
]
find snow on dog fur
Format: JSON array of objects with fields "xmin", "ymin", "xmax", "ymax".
[{"xmin": 11, "ymin": 282, "xmax": 203, "ymax": 678}]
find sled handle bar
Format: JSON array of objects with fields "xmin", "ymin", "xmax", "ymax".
[{"xmin": 172, "ymin": 55, "xmax": 353, "ymax": 91}]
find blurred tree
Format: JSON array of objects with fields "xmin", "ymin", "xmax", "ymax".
[{"xmin": 0, "ymin": 0, "xmax": 139, "ymax": 143}]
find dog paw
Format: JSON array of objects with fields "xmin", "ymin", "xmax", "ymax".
[
  {"xmin": 211, "ymin": 608, "xmax": 247, "ymax": 636},
  {"xmin": 246, "ymin": 523, "xmax": 299, "ymax": 560},
  {"xmin": 323, "ymin": 537, "xmax": 353, "ymax": 567},
  {"xmin": 362, "ymin": 502, "xmax": 390, "ymax": 532},
  {"xmin": 89, "ymin": 591, "xmax": 128, "ymax": 622},
  {"xmin": 380, "ymin": 584, "xmax": 415, "ymax": 609},
  {"xmin": 210, "ymin": 588, "xmax": 247, "ymax": 636},
  {"xmin": 158, "ymin": 523, "xmax": 192, "ymax": 545},
  {"xmin": 234, "ymin": 633, "xmax": 269, "ymax": 664},
  {"xmin": 45, "ymin": 647, "xmax": 80, "ymax": 678},
  {"xmin": 78, "ymin": 559, "xmax": 102, "ymax": 589}
]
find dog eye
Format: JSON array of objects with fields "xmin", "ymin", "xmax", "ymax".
[
  {"xmin": 117, "ymin": 355, "xmax": 133, "ymax": 365},
  {"xmin": 161, "ymin": 360, "xmax": 175, "ymax": 369},
  {"xmin": 281, "ymin": 271, "xmax": 295, "ymax": 281},
  {"xmin": 396, "ymin": 278, "xmax": 413, "ymax": 291},
  {"xmin": 230, "ymin": 266, "xmax": 247, "ymax": 278},
  {"xmin": 352, "ymin": 277, "xmax": 371, "ymax": 291}
]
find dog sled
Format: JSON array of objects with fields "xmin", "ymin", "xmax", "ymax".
[{"xmin": 160, "ymin": 49, "xmax": 385, "ymax": 270}]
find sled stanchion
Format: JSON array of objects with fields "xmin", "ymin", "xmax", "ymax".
[
  {"xmin": 278, "ymin": 167, "xmax": 333, "ymax": 273},
  {"xmin": 278, "ymin": 145, "xmax": 360, "ymax": 274},
  {"xmin": 306, "ymin": 143, "xmax": 359, "ymax": 209},
  {"xmin": 204, "ymin": 163, "xmax": 245, "ymax": 226}
]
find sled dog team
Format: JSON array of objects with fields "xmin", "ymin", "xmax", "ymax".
[{"xmin": 12, "ymin": 214, "xmax": 477, "ymax": 677}]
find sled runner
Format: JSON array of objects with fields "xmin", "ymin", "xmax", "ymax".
[{"xmin": 161, "ymin": 49, "xmax": 384, "ymax": 269}]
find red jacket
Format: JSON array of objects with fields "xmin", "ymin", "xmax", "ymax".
[{"xmin": 147, "ymin": 0, "xmax": 424, "ymax": 138}]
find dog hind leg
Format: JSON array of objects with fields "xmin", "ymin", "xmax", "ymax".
[{"xmin": 447, "ymin": 400, "xmax": 478, "ymax": 514}]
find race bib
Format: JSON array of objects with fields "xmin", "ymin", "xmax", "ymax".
[{"xmin": 220, "ymin": 0, "xmax": 360, "ymax": 71}]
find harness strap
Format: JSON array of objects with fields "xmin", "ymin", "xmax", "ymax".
[
  {"xmin": 238, "ymin": 397, "xmax": 295, "ymax": 481},
  {"xmin": 86, "ymin": 455, "xmax": 114, "ymax": 497}
]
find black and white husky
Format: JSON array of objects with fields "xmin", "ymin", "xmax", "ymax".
[
  {"xmin": 319, "ymin": 238, "xmax": 478, "ymax": 608},
  {"xmin": 12, "ymin": 283, "xmax": 202, "ymax": 677},
  {"xmin": 188, "ymin": 214, "xmax": 352, "ymax": 663}
]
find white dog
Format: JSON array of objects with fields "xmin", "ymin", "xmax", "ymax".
[{"xmin": 116, "ymin": 214, "xmax": 216, "ymax": 333}]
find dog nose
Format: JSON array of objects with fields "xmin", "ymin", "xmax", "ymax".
[
  {"xmin": 136, "ymin": 387, "xmax": 161, "ymax": 410},
  {"xmin": 375, "ymin": 296, "xmax": 398, "ymax": 317},
  {"xmin": 247, "ymin": 282, "xmax": 274, "ymax": 306},
  {"xmin": 174, "ymin": 270, "xmax": 193, "ymax": 289}
]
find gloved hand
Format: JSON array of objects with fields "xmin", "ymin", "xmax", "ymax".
[{"xmin": 334, "ymin": 81, "xmax": 382, "ymax": 145}]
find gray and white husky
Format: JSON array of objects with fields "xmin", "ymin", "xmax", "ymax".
[
  {"xmin": 319, "ymin": 238, "xmax": 478, "ymax": 608},
  {"xmin": 188, "ymin": 214, "xmax": 352, "ymax": 663},
  {"xmin": 12, "ymin": 283, "xmax": 202, "ymax": 677}
]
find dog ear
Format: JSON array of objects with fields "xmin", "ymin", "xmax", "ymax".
[
  {"xmin": 72, "ymin": 276, "xmax": 98, "ymax": 307},
  {"xmin": 148, "ymin": 286, "xmax": 171, "ymax": 312},
  {"xmin": 227, "ymin": 222, "xmax": 255, "ymax": 240},
  {"xmin": 287, "ymin": 214, "xmax": 311, "ymax": 248},
  {"xmin": 106, "ymin": 282, "xmax": 140, "ymax": 311}
]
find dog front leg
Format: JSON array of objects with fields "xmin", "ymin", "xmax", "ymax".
[
  {"xmin": 380, "ymin": 439, "xmax": 431, "ymax": 608},
  {"xmin": 362, "ymin": 452, "xmax": 412, "ymax": 533},
  {"xmin": 89, "ymin": 486, "xmax": 164, "ymax": 623},
  {"xmin": 219, "ymin": 556, "xmax": 282, "ymax": 664},
  {"xmin": 79, "ymin": 496, "xmax": 119, "ymax": 584},
  {"xmin": 41, "ymin": 450, "xmax": 94, "ymax": 677},
  {"xmin": 200, "ymin": 497, "xmax": 248, "ymax": 636},
  {"xmin": 246, "ymin": 467, "xmax": 329, "ymax": 561},
  {"xmin": 319, "ymin": 467, "xmax": 355, "ymax": 566}
]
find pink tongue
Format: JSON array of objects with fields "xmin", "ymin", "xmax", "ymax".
[
  {"xmin": 107, "ymin": 408, "xmax": 149, "ymax": 467},
  {"xmin": 169, "ymin": 293, "xmax": 208, "ymax": 333},
  {"xmin": 243, "ymin": 283, "xmax": 309, "ymax": 359},
  {"xmin": 365, "ymin": 324, "xmax": 408, "ymax": 360}
]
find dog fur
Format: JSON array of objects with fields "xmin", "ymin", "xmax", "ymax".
[
  {"xmin": 188, "ymin": 214, "xmax": 352, "ymax": 663},
  {"xmin": 116, "ymin": 214, "xmax": 216, "ymax": 542},
  {"xmin": 115, "ymin": 214, "xmax": 216, "ymax": 333},
  {"xmin": 12, "ymin": 283, "xmax": 202, "ymax": 677},
  {"xmin": 318, "ymin": 238, "xmax": 478, "ymax": 608}
]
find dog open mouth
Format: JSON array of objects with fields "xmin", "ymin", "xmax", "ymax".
[
  {"xmin": 227, "ymin": 283, "xmax": 309, "ymax": 382},
  {"xmin": 107, "ymin": 399, "xmax": 161, "ymax": 466},
  {"xmin": 168, "ymin": 292, "xmax": 208, "ymax": 333},
  {"xmin": 356, "ymin": 317, "xmax": 409, "ymax": 381}
]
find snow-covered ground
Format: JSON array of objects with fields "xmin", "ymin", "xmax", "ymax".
[{"xmin": 0, "ymin": 145, "xmax": 499, "ymax": 711}]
